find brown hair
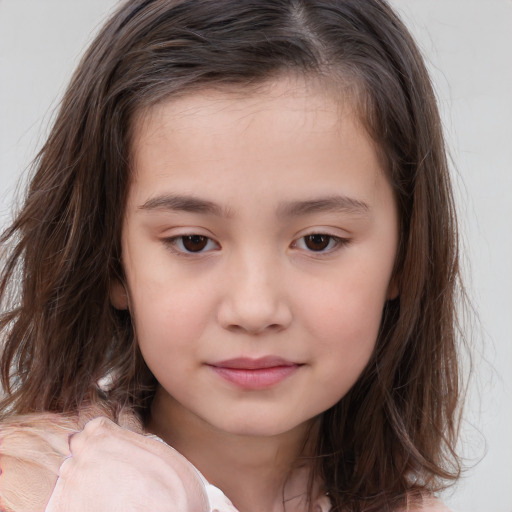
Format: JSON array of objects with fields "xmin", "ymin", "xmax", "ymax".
[{"xmin": 1, "ymin": 1, "xmax": 464, "ymax": 509}]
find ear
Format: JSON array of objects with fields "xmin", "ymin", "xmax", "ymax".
[
  {"xmin": 386, "ymin": 272, "xmax": 400, "ymax": 300},
  {"xmin": 110, "ymin": 279, "xmax": 129, "ymax": 310}
]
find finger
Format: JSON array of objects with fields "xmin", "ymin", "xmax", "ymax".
[
  {"xmin": 68, "ymin": 416, "xmax": 113, "ymax": 456},
  {"xmin": 82, "ymin": 415, "xmax": 117, "ymax": 433},
  {"xmin": 67, "ymin": 429, "xmax": 86, "ymax": 457},
  {"xmin": 82, "ymin": 415, "xmax": 151, "ymax": 450},
  {"xmin": 56, "ymin": 454, "xmax": 74, "ymax": 480}
]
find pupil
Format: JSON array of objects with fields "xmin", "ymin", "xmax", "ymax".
[
  {"xmin": 305, "ymin": 234, "xmax": 330, "ymax": 251},
  {"xmin": 183, "ymin": 235, "xmax": 208, "ymax": 252}
]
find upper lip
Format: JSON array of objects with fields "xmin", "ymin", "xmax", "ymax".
[{"xmin": 209, "ymin": 356, "xmax": 298, "ymax": 370}]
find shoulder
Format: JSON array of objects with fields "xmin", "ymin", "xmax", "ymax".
[
  {"xmin": 0, "ymin": 412, "xmax": 76, "ymax": 512},
  {"xmin": 0, "ymin": 405, "xmax": 142, "ymax": 512}
]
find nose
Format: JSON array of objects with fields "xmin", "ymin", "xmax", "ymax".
[{"xmin": 217, "ymin": 252, "xmax": 292, "ymax": 335}]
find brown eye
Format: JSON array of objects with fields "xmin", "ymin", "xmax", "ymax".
[
  {"xmin": 181, "ymin": 235, "xmax": 209, "ymax": 252},
  {"xmin": 304, "ymin": 234, "xmax": 333, "ymax": 251},
  {"xmin": 165, "ymin": 234, "xmax": 219, "ymax": 255}
]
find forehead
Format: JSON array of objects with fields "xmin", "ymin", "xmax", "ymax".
[
  {"xmin": 126, "ymin": 75, "xmax": 390, "ymax": 212},
  {"xmin": 141, "ymin": 81, "xmax": 302, "ymax": 122},
  {"xmin": 130, "ymin": 74, "xmax": 365, "ymax": 154}
]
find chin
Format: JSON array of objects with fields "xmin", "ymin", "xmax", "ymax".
[{"xmin": 208, "ymin": 412, "xmax": 312, "ymax": 439}]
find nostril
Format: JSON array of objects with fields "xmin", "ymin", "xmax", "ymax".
[
  {"xmin": 222, "ymin": 321, "xmax": 286, "ymax": 335},
  {"xmin": 224, "ymin": 323, "xmax": 274, "ymax": 335},
  {"xmin": 216, "ymin": 285, "xmax": 293, "ymax": 334}
]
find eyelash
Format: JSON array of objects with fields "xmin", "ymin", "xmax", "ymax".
[
  {"xmin": 164, "ymin": 235, "xmax": 220, "ymax": 255},
  {"xmin": 163, "ymin": 233, "xmax": 350, "ymax": 256},
  {"xmin": 291, "ymin": 234, "xmax": 349, "ymax": 253}
]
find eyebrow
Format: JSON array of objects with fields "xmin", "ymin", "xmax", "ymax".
[
  {"xmin": 138, "ymin": 193, "xmax": 369, "ymax": 218},
  {"xmin": 139, "ymin": 194, "xmax": 231, "ymax": 217},
  {"xmin": 276, "ymin": 195, "xmax": 370, "ymax": 217}
]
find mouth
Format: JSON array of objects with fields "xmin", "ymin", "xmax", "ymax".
[{"xmin": 207, "ymin": 356, "xmax": 301, "ymax": 390}]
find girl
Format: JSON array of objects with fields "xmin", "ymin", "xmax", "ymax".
[{"xmin": 0, "ymin": 0, "xmax": 463, "ymax": 511}]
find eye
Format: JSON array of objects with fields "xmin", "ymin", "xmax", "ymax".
[
  {"xmin": 166, "ymin": 235, "xmax": 219, "ymax": 254},
  {"xmin": 293, "ymin": 234, "xmax": 346, "ymax": 252}
]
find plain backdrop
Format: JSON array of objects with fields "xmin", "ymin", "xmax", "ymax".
[{"xmin": 1, "ymin": 2, "xmax": 511, "ymax": 511}]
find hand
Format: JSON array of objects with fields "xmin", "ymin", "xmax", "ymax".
[{"xmin": 45, "ymin": 416, "xmax": 210, "ymax": 512}]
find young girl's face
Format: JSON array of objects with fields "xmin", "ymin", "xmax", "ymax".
[{"xmin": 112, "ymin": 77, "xmax": 399, "ymax": 438}]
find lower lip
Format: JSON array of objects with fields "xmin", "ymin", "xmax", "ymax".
[{"xmin": 209, "ymin": 365, "xmax": 300, "ymax": 390}]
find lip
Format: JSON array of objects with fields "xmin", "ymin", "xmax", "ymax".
[{"xmin": 208, "ymin": 356, "xmax": 301, "ymax": 390}]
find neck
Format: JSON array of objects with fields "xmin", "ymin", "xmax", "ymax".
[{"xmin": 146, "ymin": 388, "xmax": 322, "ymax": 512}]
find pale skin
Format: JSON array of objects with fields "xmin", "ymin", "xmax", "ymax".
[{"xmin": 47, "ymin": 76, "xmax": 400, "ymax": 512}]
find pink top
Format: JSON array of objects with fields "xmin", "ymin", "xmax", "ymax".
[{"xmin": 0, "ymin": 407, "xmax": 450, "ymax": 512}]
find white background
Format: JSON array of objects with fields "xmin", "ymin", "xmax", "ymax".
[{"xmin": 0, "ymin": 1, "xmax": 511, "ymax": 511}]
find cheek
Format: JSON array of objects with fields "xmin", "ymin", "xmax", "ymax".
[
  {"xmin": 302, "ymin": 265, "xmax": 388, "ymax": 332},
  {"xmin": 126, "ymin": 272, "xmax": 214, "ymax": 363},
  {"xmin": 309, "ymin": 294, "xmax": 381, "ymax": 366},
  {"xmin": 299, "ymin": 290, "xmax": 382, "ymax": 405},
  {"xmin": 295, "ymin": 262, "xmax": 390, "ymax": 373}
]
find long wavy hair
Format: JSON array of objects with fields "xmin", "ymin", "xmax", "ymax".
[{"xmin": 1, "ymin": 1, "xmax": 464, "ymax": 510}]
